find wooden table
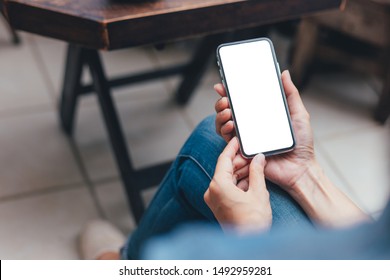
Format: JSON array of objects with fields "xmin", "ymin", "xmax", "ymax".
[{"xmin": 0, "ymin": 0, "xmax": 342, "ymax": 223}]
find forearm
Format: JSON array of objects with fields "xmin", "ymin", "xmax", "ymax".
[{"xmin": 289, "ymin": 160, "xmax": 371, "ymax": 228}]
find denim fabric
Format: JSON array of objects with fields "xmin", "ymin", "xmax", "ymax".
[
  {"xmin": 122, "ymin": 115, "xmax": 311, "ymax": 260},
  {"xmin": 143, "ymin": 211, "xmax": 390, "ymax": 259},
  {"xmin": 144, "ymin": 200, "xmax": 390, "ymax": 259}
]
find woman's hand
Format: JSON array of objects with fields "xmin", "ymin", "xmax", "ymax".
[
  {"xmin": 204, "ymin": 137, "xmax": 272, "ymax": 234},
  {"xmin": 214, "ymin": 70, "xmax": 315, "ymax": 192},
  {"xmin": 214, "ymin": 91, "xmax": 235, "ymax": 142},
  {"xmin": 214, "ymin": 70, "xmax": 370, "ymax": 228}
]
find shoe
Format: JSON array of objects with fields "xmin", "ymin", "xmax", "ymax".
[{"xmin": 79, "ymin": 219, "xmax": 126, "ymax": 260}]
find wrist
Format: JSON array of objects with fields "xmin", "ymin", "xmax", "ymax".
[
  {"xmin": 288, "ymin": 160, "xmax": 328, "ymax": 222},
  {"xmin": 289, "ymin": 160, "xmax": 370, "ymax": 228}
]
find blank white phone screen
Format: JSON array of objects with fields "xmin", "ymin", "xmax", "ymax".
[{"xmin": 219, "ymin": 40, "xmax": 294, "ymax": 156}]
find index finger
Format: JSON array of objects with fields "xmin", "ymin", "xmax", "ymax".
[{"xmin": 214, "ymin": 83, "xmax": 227, "ymax": 98}]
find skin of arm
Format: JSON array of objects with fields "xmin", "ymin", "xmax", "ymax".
[{"xmin": 212, "ymin": 70, "xmax": 371, "ymax": 229}]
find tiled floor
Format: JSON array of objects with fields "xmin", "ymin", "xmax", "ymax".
[{"xmin": 0, "ymin": 27, "xmax": 389, "ymax": 259}]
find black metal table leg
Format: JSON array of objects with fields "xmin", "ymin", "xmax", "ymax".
[
  {"xmin": 85, "ymin": 49, "xmax": 146, "ymax": 224},
  {"xmin": 58, "ymin": 35, "xmax": 236, "ymax": 223},
  {"xmin": 1, "ymin": 13, "xmax": 20, "ymax": 45},
  {"xmin": 9, "ymin": 26, "xmax": 20, "ymax": 45},
  {"xmin": 374, "ymin": 65, "xmax": 390, "ymax": 124},
  {"xmin": 174, "ymin": 33, "xmax": 226, "ymax": 105},
  {"xmin": 59, "ymin": 44, "xmax": 85, "ymax": 136}
]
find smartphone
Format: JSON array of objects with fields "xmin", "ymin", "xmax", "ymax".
[{"xmin": 216, "ymin": 37, "xmax": 295, "ymax": 158}]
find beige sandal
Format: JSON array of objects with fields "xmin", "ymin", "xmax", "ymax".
[{"xmin": 79, "ymin": 219, "xmax": 125, "ymax": 260}]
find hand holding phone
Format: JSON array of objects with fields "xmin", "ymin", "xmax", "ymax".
[{"xmin": 216, "ymin": 38, "xmax": 295, "ymax": 157}]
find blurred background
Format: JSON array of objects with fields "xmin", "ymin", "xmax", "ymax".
[{"xmin": 0, "ymin": 1, "xmax": 389, "ymax": 259}]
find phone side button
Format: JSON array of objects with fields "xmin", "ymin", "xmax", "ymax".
[{"xmin": 222, "ymin": 79, "xmax": 227, "ymax": 89}]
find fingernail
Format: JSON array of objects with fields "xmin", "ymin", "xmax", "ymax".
[
  {"xmin": 285, "ymin": 70, "xmax": 291, "ymax": 80},
  {"xmin": 255, "ymin": 153, "xmax": 265, "ymax": 164}
]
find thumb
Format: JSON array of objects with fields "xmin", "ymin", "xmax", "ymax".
[
  {"xmin": 248, "ymin": 154, "xmax": 267, "ymax": 194},
  {"xmin": 281, "ymin": 70, "xmax": 308, "ymax": 118}
]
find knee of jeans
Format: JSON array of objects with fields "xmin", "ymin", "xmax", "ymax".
[
  {"xmin": 176, "ymin": 156, "xmax": 217, "ymax": 221},
  {"xmin": 178, "ymin": 115, "xmax": 226, "ymax": 179},
  {"xmin": 196, "ymin": 115, "xmax": 217, "ymax": 135}
]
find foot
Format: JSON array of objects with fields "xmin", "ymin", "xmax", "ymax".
[{"xmin": 79, "ymin": 219, "xmax": 125, "ymax": 260}]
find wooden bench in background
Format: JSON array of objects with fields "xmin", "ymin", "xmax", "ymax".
[{"xmin": 290, "ymin": 0, "xmax": 390, "ymax": 124}]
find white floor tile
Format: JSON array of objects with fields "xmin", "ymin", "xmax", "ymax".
[
  {"xmin": 94, "ymin": 180, "xmax": 136, "ymax": 234},
  {"xmin": 0, "ymin": 110, "xmax": 83, "ymax": 198},
  {"xmin": 0, "ymin": 186, "xmax": 100, "ymax": 259},
  {"xmin": 184, "ymin": 67, "xmax": 220, "ymax": 127},
  {"xmin": 75, "ymin": 96, "xmax": 192, "ymax": 181},
  {"xmin": 28, "ymin": 35, "xmax": 66, "ymax": 96},
  {"xmin": 0, "ymin": 33, "xmax": 53, "ymax": 114},
  {"xmin": 301, "ymin": 72, "xmax": 379, "ymax": 140},
  {"xmin": 94, "ymin": 180, "xmax": 159, "ymax": 236},
  {"xmin": 315, "ymin": 140, "xmax": 366, "ymax": 210},
  {"xmin": 319, "ymin": 125, "xmax": 390, "ymax": 214},
  {"xmin": 203, "ymin": 64, "xmax": 221, "ymax": 87}
]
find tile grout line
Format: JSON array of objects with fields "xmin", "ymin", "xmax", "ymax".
[
  {"xmin": 0, "ymin": 166, "xmax": 123, "ymax": 205},
  {"xmin": 89, "ymin": 175, "xmax": 121, "ymax": 188},
  {"xmin": 0, "ymin": 33, "xmax": 101, "ymax": 209},
  {"xmin": 178, "ymin": 106, "xmax": 197, "ymax": 131},
  {"xmin": 25, "ymin": 33, "xmax": 109, "ymax": 218},
  {"xmin": 25, "ymin": 33, "xmax": 59, "ymax": 107},
  {"xmin": 0, "ymin": 103, "xmax": 54, "ymax": 119},
  {"xmin": 0, "ymin": 33, "xmax": 57, "ymax": 118},
  {"xmin": 67, "ymin": 137, "xmax": 107, "ymax": 219},
  {"xmin": 0, "ymin": 181, "xmax": 86, "ymax": 204}
]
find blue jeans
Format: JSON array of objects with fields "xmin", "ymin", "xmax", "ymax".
[{"xmin": 122, "ymin": 115, "xmax": 311, "ymax": 260}]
